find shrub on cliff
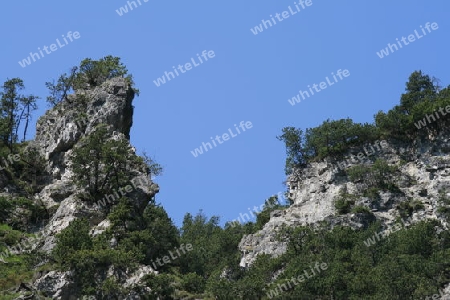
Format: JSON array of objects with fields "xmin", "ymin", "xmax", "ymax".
[{"xmin": 46, "ymin": 55, "xmax": 139, "ymax": 107}]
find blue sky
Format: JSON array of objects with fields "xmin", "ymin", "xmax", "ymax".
[{"xmin": 1, "ymin": 1, "xmax": 449, "ymax": 227}]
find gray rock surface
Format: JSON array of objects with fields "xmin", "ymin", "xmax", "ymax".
[
  {"xmin": 8, "ymin": 77, "xmax": 158, "ymax": 299},
  {"xmin": 239, "ymin": 135, "xmax": 450, "ymax": 270}
]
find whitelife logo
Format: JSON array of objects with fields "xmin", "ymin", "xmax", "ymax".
[
  {"xmin": 190, "ymin": 121, "xmax": 253, "ymax": 158},
  {"xmin": 149, "ymin": 244, "xmax": 193, "ymax": 270},
  {"xmin": 264, "ymin": 262, "xmax": 328, "ymax": 298},
  {"xmin": 414, "ymin": 105, "xmax": 450, "ymax": 129},
  {"xmin": 153, "ymin": 50, "xmax": 216, "ymax": 87},
  {"xmin": 250, "ymin": 0, "xmax": 313, "ymax": 35},
  {"xmin": 18, "ymin": 31, "xmax": 81, "ymax": 68},
  {"xmin": 288, "ymin": 69, "xmax": 350, "ymax": 106},
  {"xmin": 115, "ymin": 0, "xmax": 149, "ymax": 16},
  {"xmin": 376, "ymin": 22, "xmax": 439, "ymax": 58}
]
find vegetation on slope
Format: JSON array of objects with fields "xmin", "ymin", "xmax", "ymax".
[{"xmin": 1, "ymin": 62, "xmax": 450, "ymax": 299}]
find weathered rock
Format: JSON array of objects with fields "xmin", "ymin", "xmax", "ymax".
[
  {"xmin": 239, "ymin": 134, "xmax": 450, "ymax": 267},
  {"xmin": 3, "ymin": 77, "xmax": 160, "ymax": 299}
]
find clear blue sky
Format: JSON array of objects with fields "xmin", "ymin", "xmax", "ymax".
[{"xmin": 1, "ymin": 1, "xmax": 449, "ymax": 227}]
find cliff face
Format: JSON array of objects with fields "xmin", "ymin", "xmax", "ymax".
[
  {"xmin": 238, "ymin": 132, "xmax": 450, "ymax": 268},
  {"xmin": 16, "ymin": 77, "xmax": 159, "ymax": 298}
]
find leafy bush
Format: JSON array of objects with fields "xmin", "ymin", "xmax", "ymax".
[
  {"xmin": 346, "ymin": 159, "xmax": 398, "ymax": 190},
  {"xmin": 0, "ymin": 224, "xmax": 23, "ymax": 247},
  {"xmin": 397, "ymin": 199, "xmax": 425, "ymax": 218},
  {"xmin": 46, "ymin": 56, "xmax": 139, "ymax": 108},
  {"xmin": 73, "ymin": 56, "xmax": 139, "ymax": 95},
  {"xmin": 220, "ymin": 219, "xmax": 448, "ymax": 299},
  {"xmin": 0, "ymin": 197, "xmax": 47, "ymax": 230},
  {"xmin": 351, "ymin": 205, "xmax": 372, "ymax": 214},
  {"xmin": 142, "ymin": 273, "xmax": 176, "ymax": 299},
  {"xmin": 52, "ymin": 218, "xmax": 93, "ymax": 266},
  {"xmin": 347, "ymin": 165, "xmax": 369, "ymax": 182},
  {"xmin": 364, "ymin": 187, "xmax": 381, "ymax": 202},
  {"xmin": 334, "ymin": 191, "xmax": 357, "ymax": 214},
  {"xmin": 254, "ymin": 196, "xmax": 287, "ymax": 231},
  {"xmin": 70, "ymin": 124, "xmax": 143, "ymax": 202},
  {"xmin": 52, "ymin": 218, "xmax": 141, "ymax": 295},
  {"xmin": 279, "ymin": 71, "xmax": 450, "ymax": 176},
  {"xmin": 181, "ymin": 272, "xmax": 205, "ymax": 294}
]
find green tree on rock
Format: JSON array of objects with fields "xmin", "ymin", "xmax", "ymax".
[
  {"xmin": 0, "ymin": 78, "xmax": 38, "ymax": 152},
  {"xmin": 71, "ymin": 124, "xmax": 142, "ymax": 202}
]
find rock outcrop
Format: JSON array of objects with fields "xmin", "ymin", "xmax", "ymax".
[
  {"xmin": 238, "ymin": 133, "xmax": 450, "ymax": 270},
  {"xmin": 10, "ymin": 77, "xmax": 158, "ymax": 299}
]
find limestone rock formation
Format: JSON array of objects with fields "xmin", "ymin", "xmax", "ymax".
[
  {"xmin": 238, "ymin": 132, "xmax": 450, "ymax": 274},
  {"xmin": 9, "ymin": 77, "xmax": 158, "ymax": 299}
]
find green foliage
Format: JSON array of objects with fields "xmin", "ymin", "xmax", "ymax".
[
  {"xmin": 334, "ymin": 190, "xmax": 357, "ymax": 214},
  {"xmin": 397, "ymin": 199, "xmax": 425, "ymax": 218},
  {"xmin": 139, "ymin": 150, "xmax": 163, "ymax": 178},
  {"xmin": 0, "ymin": 197, "xmax": 12, "ymax": 223},
  {"xmin": 363, "ymin": 187, "xmax": 381, "ymax": 200},
  {"xmin": 0, "ymin": 253, "xmax": 37, "ymax": 292},
  {"xmin": 142, "ymin": 273, "xmax": 176, "ymax": 299},
  {"xmin": 0, "ymin": 225, "xmax": 46, "ymax": 293},
  {"xmin": 346, "ymin": 159, "xmax": 398, "ymax": 190},
  {"xmin": 100, "ymin": 277, "xmax": 125, "ymax": 298},
  {"xmin": 46, "ymin": 56, "xmax": 139, "ymax": 109},
  {"xmin": 351, "ymin": 205, "xmax": 372, "ymax": 214},
  {"xmin": 277, "ymin": 119, "xmax": 380, "ymax": 175},
  {"xmin": 72, "ymin": 55, "xmax": 139, "ymax": 95},
  {"xmin": 71, "ymin": 124, "xmax": 141, "ymax": 201},
  {"xmin": 0, "ymin": 197, "xmax": 47, "ymax": 230},
  {"xmin": 107, "ymin": 199, "xmax": 180, "ymax": 267},
  {"xmin": 438, "ymin": 190, "xmax": 450, "ymax": 205},
  {"xmin": 0, "ymin": 78, "xmax": 38, "ymax": 150},
  {"xmin": 210, "ymin": 220, "xmax": 449, "ymax": 299},
  {"xmin": 347, "ymin": 164, "xmax": 368, "ymax": 182},
  {"xmin": 0, "ymin": 223, "xmax": 23, "ymax": 247},
  {"xmin": 400, "ymin": 70, "xmax": 438, "ymax": 115},
  {"xmin": 375, "ymin": 70, "xmax": 450, "ymax": 139},
  {"xmin": 437, "ymin": 190, "xmax": 450, "ymax": 222},
  {"xmin": 45, "ymin": 66, "xmax": 78, "ymax": 107},
  {"xmin": 52, "ymin": 218, "xmax": 93, "ymax": 266},
  {"xmin": 52, "ymin": 217, "xmax": 142, "ymax": 295},
  {"xmin": 181, "ymin": 272, "xmax": 205, "ymax": 294},
  {"xmin": 14, "ymin": 144, "xmax": 48, "ymax": 194},
  {"xmin": 254, "ymin": 196, "xmax": 287, "ymax": 231},
  {"xmin": 276, "ymin": 127, "xmax": 307, "ymax": 174},
  {"xmin": 175, "ymin": 211, "xmax": 254, "ymax": 297},
  {"xmin": 178, "ymin": 212, "xmax": 222, "ymax": 277},
  {"xmin": 304, "ymin": 118, "xmax": 379, "ymax": 160},
  {"xmin": 279, "ymin": 71, "xmax": 450, "ymax": 175}
]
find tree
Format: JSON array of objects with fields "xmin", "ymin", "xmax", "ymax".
[
  {"xmin": 18, "ymin": 95, "xmax": 38, "ymax": 142},
  {"xmin": 254, "ymin": 196, "xmax": 286, "ymax": 230},
  {"xmin": 45, "ymin": 66, "xmax": 78, "ymax": 107},
  {"xmin": 302, "ymin": 118, "xmax": 378, "ymax": 161},
  {"xmin": 0, "ymin": 78, "xmax": 23, "ymax": 152},
  {"xmin": 400, "ymin": 70, "xmax": 437, "ymax": 114},
  {"xmin": 140, "ymin": 151, "xmax": 163, "ymax": 178},
  {"xmin": 52, "ymin": 218, "xmax": 93, "ymax": 266},
  {"xmin": 19, "ymin": 143, "xmax": 47, "ymax": 192},
  {"xmin": 45, "ymin": 56, "xmax": 139, "ymax": 108},
  {"xmin": 0, "ymin": 78, "xmax": 38, "ymax": 151},
  {"xmin": 73, "ymin": 55, "xmax": 139, "ymax": 95},
  {"xmin": 276, "ymin": 127, "xmax": 306, "ymax": 175},
  {"xmin": 71, "ymin": 124, "xmax": 142, "ymax": 201},
  {"xmin": 179, "ymin": 211, "xmax": 223, "ymax": 277}
]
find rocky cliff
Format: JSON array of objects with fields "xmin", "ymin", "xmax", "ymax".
[
  {"xmin": 238, "ymin": 131, "xmax": 450, "ymax": 270},
  {"xmin": 10, "ymin": 77, "xmax": 159, "ymax": 299}
]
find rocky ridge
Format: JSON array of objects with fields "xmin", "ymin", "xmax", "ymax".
[{"xmin": 238, "ymin": 132, "xmax": 450, "ymax": 271}]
